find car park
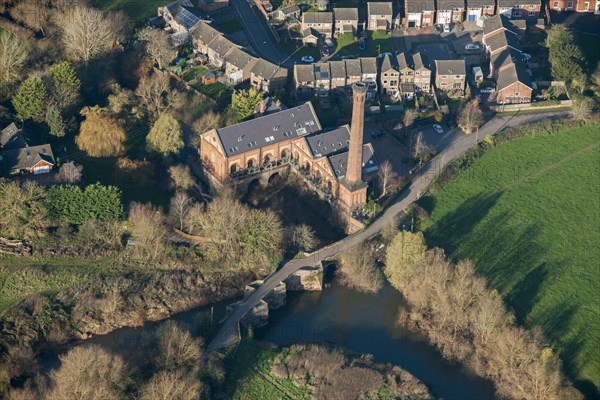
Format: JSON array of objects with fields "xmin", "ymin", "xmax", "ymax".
[
  {"xmin": 301, "ymin": 55, "xmax": 315, "ymax": 63},
  {"xmin": 433, "ymin": 124, "xmax": 444, "ymax": 134}
]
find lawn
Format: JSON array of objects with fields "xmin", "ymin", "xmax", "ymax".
[
  {"xmin": 335, "ymin": 32, "xmax": 358, "ymax": 57},
  {"xmin": 419, "ymin": 122, "xmax": 600, "ymax": 397},
  {"xmin": 368, "ymin": 31, "xmax": 393, "ymax": 55},
  {"xmin": 280, "ymin": 41, "xmax": 321, "ymax": 60},
  {"xmin": 183, "ymin": 66, "xmax": 209, "ymax": 82},
  {"xmin": 191, "ymin": 81, "xmax": 232, "ymax": 107},
  {"xmin": 91, "ymin": 0, "xmax": 165, "ymax": 22}
]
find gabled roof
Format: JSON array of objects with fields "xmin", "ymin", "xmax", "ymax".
[
  {"xmin": 295, "ymin": 64, "xmax": 315, "ymax": 82},
  {"xmin": 251, "ymin": 58, "xmax": 287, "ymax": 80},
  {"xmin": 0, "ymin": 144, "xmax": 55, "ymax": 175},
  {"xmin": 367, "ymin": 2, "xmax": 393, "ymax": 15},
  {"xmin": 224, "ymin": 47, "xmax": 257, "ymax": 70},
  {"xmin": 345, "ymin": 59, "xmax": 362, "ymax": 76},
  {"xmin": 486, "ymin": 30, "xmax": 521, "ymax": 54},
  {"xmin": 435, "ymin": 59, "xmax": 466, "ymax": 75},
  {"xmin": 166, "ymin": 0, "xmax": 203, "ymax": 31},
  {"xmin": 410, "ymin": 52, "xmax": 430, "ymax": 70},
  {"xmin": 306, "ymin": 125, "xmax": 351, "ymax": 157},
  {"xmin": 497, "ymin": 63, "xmax": 532, "ymax": 91},
  {"xmin": 396, "ymin": 52, "xmax": 409, "ymax": 70},
  {"xmin": 328, "ymin": 144, "xmax": 378, "ymax": 180},
  {"xmin": 491, "ymin": 47, "xmax": 523, "ymax": 72},
  {"xmin": 406, "ymin": 0, "xmax": 435, "ymax": 13},
  {"xmin": 483, "ymin": 14, "xmax": 524, "ymax": 36},
  {"xmin": 467, "ymin": 0, "xmax": 495, "ymax": 7},
  {"xmin": 302, "ymin": 11, "xmax": 333, "ymax": 24},
  {"xmin": 191, "ymin": 21, "xmax": 222, "ymax": 44},
  {"xmin": 329, "ymin": 61, "xmax": 347, "ymax": 79},
  {"xmin": 302, "ymin": 27, "xmax": 320, "ymax": 38},
  {"xmin": 314, "ymin": 62, "xmax": 330, "ymax": 81},
  {"xmin": 207, "ymin": 35, "xmax": 237, "ymax": 57},
  {"xmin": 278, "ymin": 5, "xmax": 300, "ymax": 14},
  {"xmin": 334, "ymin": 7, "xmax": 359, "ymax": 20},
  {"xmin": 214, "ymin": 102, "xmax": 321, "ymax": 157},
  {"xmin": 437, "ymin": 0, "xmax": 462, "ymax": 9},
  {"xmin": 361, "ymin": 57, "xmax": 378, "ymax": 75},
  {"xmin": 380, "ymin": 53, "xmax": 397, "ymax": 72},
  {"xmin": 1, "ymin": 123, "xmax": 27, "ymax": 150}
]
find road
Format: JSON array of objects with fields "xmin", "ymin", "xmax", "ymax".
[
  {"xmin": 205, "ymin": 110, "xmax": 571, "ymax": 356},
  {"xmin": 230, "ymin": 0, "xmax": 296, "ymax": 67}
]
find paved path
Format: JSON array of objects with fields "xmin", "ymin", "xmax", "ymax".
[{"xmin": 205, "ymin": 110, "xmax": 571, "ymax": 355}]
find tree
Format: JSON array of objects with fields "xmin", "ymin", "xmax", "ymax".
[
  {"xmin": 45, "ymin": 105, "xmax": 66, "ymax": 137},
  {"xmin": 47, "ymin": 183, "xmax": 124, "ymax": 224},
  {"xmin": 45, "ymin": 345, "xmax": 125, "ymax": 400},
  {"xmin": 75, "ymin": 106, "xmax": 126, "ymax": 157},
  {"xmin": 411, "ymin": 131, "xmax": 424, "ymax": 160},
  {"xmin": 57, "ymin": 161, "xmax": 83, "ymax": 183},
  {"xmin": 0, "ymin": 181, "xmax": 48, "ymax": 239},
  {"xmin": 12, "ymin": 76, "xmax": 47, "ymax": 121},
  {"xmin": 591, "ymin": 62, "xmax": 600, "ymax": 95},
  {"xmin": 288, "ymin": 224, "xmax": 317, "ymax": 252},
  {"xmin": 11, "ymin": 0, "xmax": 50, "ymax": 36},
  {"xmin": 140, "ymin": 370, "xmax": 201, "ymax": 400},
  {"xmin": 155, "ymin": 321, "xmax": 203, "ymax": 371},
  {"xmin": 458, "ymin": 99, "xmax": 483, "ymax": 135},
  {"xmin": 0, "ymin": 31, "xmax": 28, "ymax": 84},
  {"xmin": 231, "ymin": 88, "xmax": 263, "ymax": 122},
  {"xmin": 50, "ymin": 62, "xmax": 81, "ymax": 111},
  {"xmin": 127, "ymin": 202, "xmax": 167, "ymax": 261},
  {"xmin": 378, "ymin": 160, "xmax": 396, "ymax": 197},
  {"xmin": 338, "ymin": 243, "xmax": 383, "ymax": 293},
  {"xmin": 137, "ymin": 27, "xmax": 177, "ymax": 70},
  {"xmin": 136, "ymin": 73, "xmax": 179, "ymax": 119},
  {"xmin": 402, "ymin": 109, "xmax": 418, "ymax": 130},
  {"xmin": 570, "ymin": 97, "xmax": 594, "ymax": 122},
  {"xmin": 546, "ymin": 24, "xmax": 585, "ymax": 85},
  {"xmin": 192, "ymin": 110, "xmax": 221, "ymax": 146},
  {"xmin": 58, "ymin": 6, "xmax": 118, "ymax": 63},
  {"xmin": 384, "ymin": 231, "xmax": 426, "ymax": 291},
  {"xmin": 147, "ymin": 113, "xmax": 184, "ymax": 157},
  {"xmin": 170, "ymin": 191, "xmax": 193, "ymax": 231},
  {"xmin": 168, "ymin": 164, "xmax": 195, "ymax": 191}
]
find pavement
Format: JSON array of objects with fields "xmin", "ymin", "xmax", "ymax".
[{"xmin": 205, "ymin": 109, "xmax": 572, "ymax": 357}]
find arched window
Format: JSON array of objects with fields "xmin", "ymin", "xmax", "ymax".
[
  {"xmin": 264, "ymin": 154, "xmax": 271, "ymax": 164},
  {"xmin": 281, "ymin": 150, "xmax": 287, "ymax": 159},
  {"xmin": 230, "ymin": 164, "xmax": 238, "ymax": 173},
  {"xmin": 294, "ymin": 151, "xmax": 300, "ymax": 161},
  {"xmin": 305, "ymin": 162, "xmax": 310, "ymax": 170},
  {"xmin": 247, "ymin": 159, "xmax": 254, "ymax": 168}
]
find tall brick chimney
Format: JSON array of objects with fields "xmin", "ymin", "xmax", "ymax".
[{"xmin": 346, "ymin": 82, "xmax": 367, "ymax": 184}]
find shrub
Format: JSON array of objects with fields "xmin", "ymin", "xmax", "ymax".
[{"xmin": 47, "ymin": 183, "xmax": 124, "ymax": 224}]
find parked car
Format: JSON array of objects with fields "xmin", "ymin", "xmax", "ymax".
[
  {"xmin": 321, "ymin": 47, "xmax": 331, "ymax": 57},
  {"xmin": 358, "ymin": 39, "xmax": 366, "ymax": 51},
  {"xmin": 371, "ymin": 130, "xmax": 386, "ymax": 138},
  {"xmin": 443, "ymin": 23, "xmax": 451, "ymax": 33},
  {"xmin": 433, "ymin": 124, "xmax": 444, "ymax": 134},
  {"xmin": 480, "ymin": 87, "xmax": 495, "ymax": 93},
  {"xmin": 301, "ymin": 55, "xmax": 315, "ymax": 63},
  {"xmin": 465, "ymin": 43, "xmax": 480, "ymax": 51}
]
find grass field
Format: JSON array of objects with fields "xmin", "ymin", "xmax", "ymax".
[
  {"xmin": 335, "ymin": 33, "xmax": 358, "ymax": 57},
  {"xmin": 91, "ymin": 0, "xmax": 165, "ymax": 21},
  {"xmin": 420, "ymin": 122, "xmax": 600, "ymax": 396}
]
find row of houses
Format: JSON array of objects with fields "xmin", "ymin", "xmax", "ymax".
[
  {"xmin": 548, "ymin": 0, "xmax": 600, "ymax": 12},
  {"xmin": 483, "ymin": 15, "xmax": 532, "ymax": 103},
  {"xmin": 293, "ymin": 54, "xmax": 467, "ymax": 98}
]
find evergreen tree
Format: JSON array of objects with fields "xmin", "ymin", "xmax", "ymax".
[
  {"xmin": 146, "ymin": 113, "xmax": 184, "ymax": 157},
  {"xmin": 231, "ymin": 88, "xmax": 263, "ymax": 122},
  {"xmin": 50, "ymin": 61, "xmax": 81, "ymax": 111},
  {"xmin": 546, "ymin": 24, "xmax": 585, "ymax": 85},
  {"xmin": 46, "ymin": 105, "xmax": 67, "ymax": 137},
  {"xmin": 12, "ymin": 76, "xmax": 47, "ymax": 121}
]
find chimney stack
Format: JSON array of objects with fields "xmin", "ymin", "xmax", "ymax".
[{"xmin": 346, "ymin": 82, "xmax": 367, "ymax": 185}]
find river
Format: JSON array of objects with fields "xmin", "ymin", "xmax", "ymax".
[{"xmin": 40, "ymin": 279, "xmax": 496, "ymax": 400}]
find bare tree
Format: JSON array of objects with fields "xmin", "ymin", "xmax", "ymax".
[
  {"xmin": 169, "ymin": 191, "xmax": 193, "ymax": 231},
  {"xmin": 127, "ymin": 202, "xmax": 167, "ymax": 262},
  {"xmin": 192, "ymin": 110, "xmax": 221, "ymax": 146},
  {"xmin": 137, "ymin": 27, "xmax": 177, "ymax": 70},
  {"xmin": 136, "ymin": 73, "xmax": 180, "ymax": 119},
  {"xmin": 570, "ymin": 97, "xmax": 594, "ymax": 122},
  {"xmin": 402, "ymin": 109, "xmax": 418, "ymax": 131},
  {"xmin": 591, "ymin": 62, "xmax": 600, "ymax": 95},
  {"xmin": 458, "ymin": 100, "xmax": 483, "ymax": 135},
  {"xmin": 45, "ymin": 345, "xmax": 125, "ymax": 400},
  {"xmin": 288, "ymin": 224, "xmax": 317, "ymax": 252},
  {"xmin": 377, "ymin": 160, "xmax": 396, "ymax": 197},
  {"xmin": 338, "ymin": 243, "xmax": 383, "ymax": 293},
  {"xmin": 57, "ymin": 161, "xmax": 83, "ymax": 183},
  {"xmin": 57, "ymin": 6, "xmax": 117, "ymax": 64},
  {"xmin": 168, "ymin": 164, "xmax": 195, "ymax": 191},
  {"xmin": 140, "ymin": 370, "xmax": 201, "ymax": 400},
  {"xmin": 0, "ymin": 31, "xmax": 28, "ymax": 84},
  {"xmin": 10, "ymin": 0, "xmax": 50, "ymax": 36},
  {"xmin": 411, "ymin": 131, "xmax": 424, "ymax": 160},
  {"xmin": 155, "ymin": 321, "xmax": 203, "ymax": 371}
]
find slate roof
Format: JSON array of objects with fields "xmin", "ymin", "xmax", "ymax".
[
  {"xmin": 329, "ymin": 61, "xmax": 347, "ymax": 79},
  {"xmin": 437, "ymin": 0, "xmax": 461, "ymax": 9},
  {"xmin": 485, "ymin": 30, "xmax": 521, "ymax": 53},
  {"xmin": 251, "ymin": 58, "xmax": 287, "ymax": 80},
  {"xmin": 306, "ymin": 125, "xmax": 351, "ymax": 157},
  {"xmin": 334, "ymin": 8, "xmax": 359, "ymax": 20},
  {"xmin": 396, "ymin": 52, "xmax": 409, "ymax": 70},
  {"xmin": 367, "ymin": 2, "xmax": 393, "ymax": 16},
  {"xmin": 302, "ymin": 11, "xmax": 333, "ymax": 24},
  {"xmin": 361, "ymin": 57, "xmax": 378, "ymax": 75},
  {"xmin": 0, "ymin": 144, "xmax": 55, "ymax": 175},
  {"xmin": 497, "ymin": 63, "xmax": 532, "ymax": 91},
  {"xmin": 214, "ymin": 102, "xmax": 321, "ymax": 157},
  {"xmin": 278, "ymin": 5, "xmax": 300, "ymax": 15},
  {"xmin": 295, "ymin": 64, "xmax": 315, "ymax": 82},
  {"xmin": 411, "ymin": 52, "xmax": 429, "ymax": 70},
  {"xmin": 0, "ymin": 123, "xmax": 27, "ymax": 150},
  {"xmin": 345, "ymin": 59, "xmax": 362, "ymax": 77},
  {"xmin": 328, "ymin": 144, "xmax": 378, "ymax": 180},
  {"xmin": 302, "ymin": 27, "xmax": 320, "ymax": 38},
  {"xmin": 467, "ymin": 0, "xmax": 495, "ymax": 7},
  {"xmin": 224, "ymin": 47, "xmax": 257, "ymax": 70},
  {"xmin": 406, "ymin": 0, "xmax": 435, "ymax": 13},
  {"xmin": 208, "ymin": 35, "xmax": 237, "ymax": 57},
  {"xmin": 191, "ymin": 21, "xmax": 222, "ymax": 45},
  {"xmin": 435, "ymin": 59, "xmax": 466, "ymax": 75}
]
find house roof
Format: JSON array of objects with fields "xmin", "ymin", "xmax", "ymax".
[
  {"xmin": 302, "ymin": 27, "xmax": 320, "ymax": 38},
  {"xmin": 0, "ymin": 144, "xmax": 55, "ymax": 175},
  {"xmin": 191, "ymin": 21, "xmax": 222, "ymax": 45},
  {"xmin": 361, "ymin": 57, "xmax": 378, "ymax": 75},
  {"xmin": 345, "ymin": 59, "xmax": 362, "ymax": 76},
  {"xmin": 334, "ymin": 7, "xmax": 359, "ymax": 20},
  {"xmin": 380, "ymin": 53, "xmax": 396, "ymax": 72},
  {"xmin": 207, "ymin": 34, "xmax": 237, "ymax": 57},
  {"xmin": 491, "ymin": 47, "xmax": 523, "ymax": 72},
  {"xmin": 302, "ymin": 11, "xmax": 333, "ymax": 24},
  {"xmin": 406, "ymin": 0, "xmax": 435, "ymax": 13},
  {"xmin": 278, "ymin": 5, "xmax": 300, "ymax": 14},
  {"xmin": 251, "ymin": 58, "xmax": 287, "ymax": 80},
  {"xmin": 467, "ymin": 0, "xmax": 495, "ymax": 7},
  {"xmin": 168, "ymin": 0, "xmax": 203, "ymax": 31},
  {"xmin": 437, "ymin": 0, "xmax": 461, "ymax": 9},
  {"xmin": 1, "ymin": 123, "xmax": 27, "ymax": 150},
  {"xmin": 483, "ymin": 14, "xmax": 524, "ymax": 36},
  {"xmin": 396, "ymin": 52, "xmax": 409, "ymax": 70},
  {"xmin": 486, "ymin": 30, "xmax": 521, "ymax": 54},
  {"xmin": 435, "ymin": 59, "xmax": 466, "ymax": 75},
  {"xmin": 306, "ymin": 125, "xmax": 351, "ymax": 157},
  {"xmin": 328, "ymin": 144, "xmax": 378, "ymax": 180},
  {"xmin": 314, "ymin": 62, "xmax": 330, "ymax": 81},
  {"xmin": 329, "ymin": 61, "xmax": 347, "ymax": 79},
  {"xmin": 367, "ymin": 2, "xmax": 393, "ymax": 15},
  {"xmin": 411, "ymin": 52, "xmax": 430, "ymax": 70},
  {"xmin": 224, "ymin": 47, "xmax": 257, "ymax": 70},
  {"xmin": 213, "ymin": 102, "xmax": 321, "ymax": 157},
  {"xmin": 295, "ymin": 64, "xmax": 315, "ymax": 82},
  {"xmin": 497, "ymin": 62, "xmax": 532, "ymax": 91}
]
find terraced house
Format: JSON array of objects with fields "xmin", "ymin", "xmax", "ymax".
[
  {"xmin": 435, "ymin": 59, "xmax": 466, "ymax": 93},
  {"xmin": 466, "ymin": 0, "xmax": 496, "ymax": 21},
  {"xmin": 224, "ymin": 47, "xmax": 257, "ymax": 85},
  {"xmin": 405, "ymin": 0, "xmax": 436, "ymax": 27},
  {"xmin": 250, "ymin": 59, "xmax": 288, "ymax": 93},
  {"xmin": 378, "ymin": 54, "xmax": 400, "ymax": 96},
  {"xmin": 437, "ymin": 0, "xmax": 464, "ymax": 23},
  {"xmin": 159, "ymin": 0, "xmax": 203, "ymax": 33},
  {"xmin": 549, "ymin": 0, "xmax": 600, "ymax": 13}
]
